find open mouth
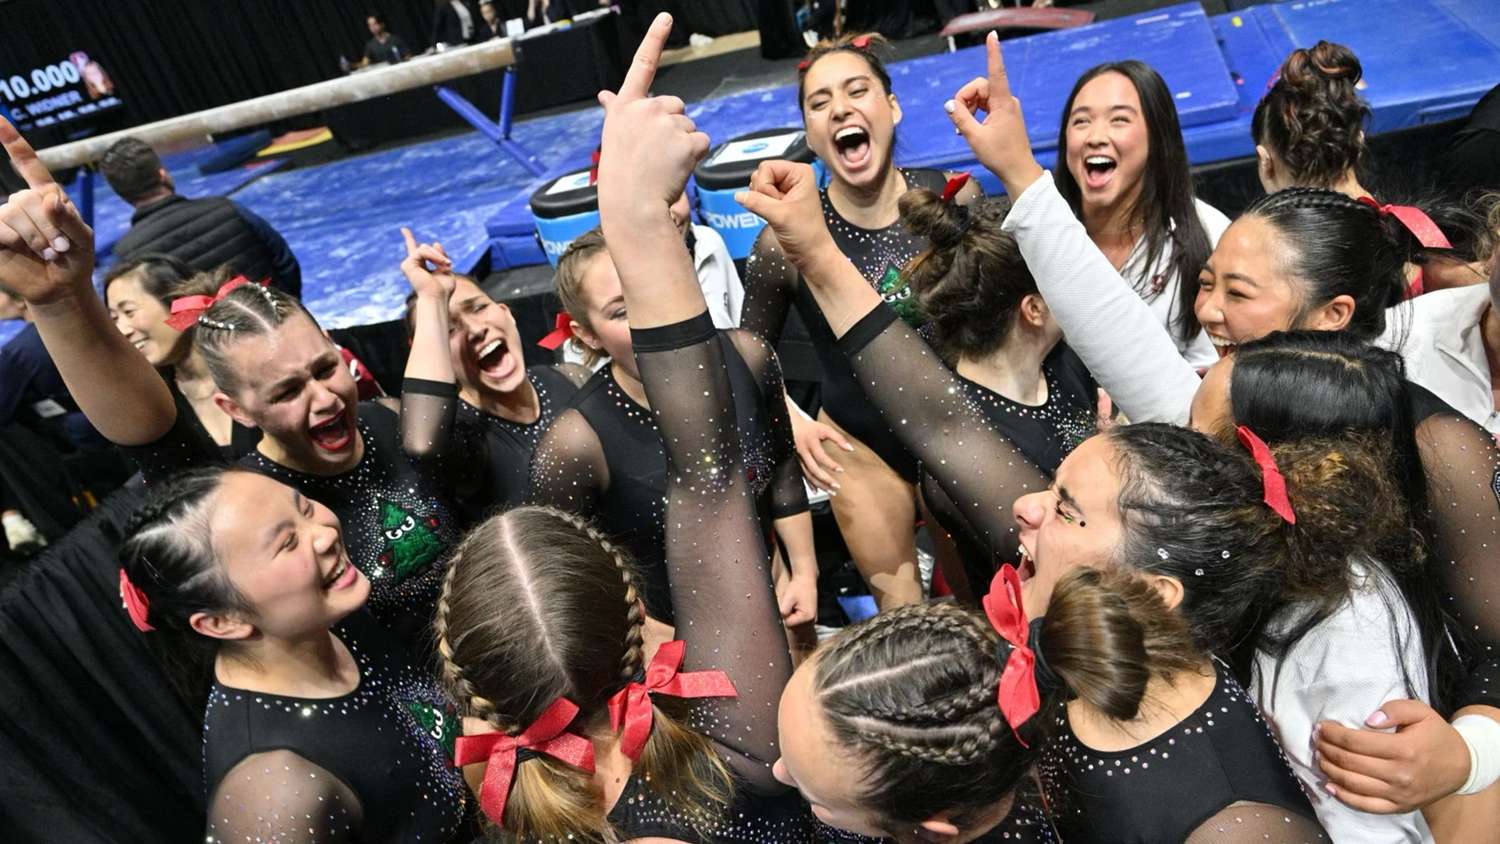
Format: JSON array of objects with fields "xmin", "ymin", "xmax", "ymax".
[
  {"xmin": 1208, "ymin": 334, "xmax": 1238, "ymax": 359},
  {"xmin": 1017, "ymin": 544, "xmax": 1036, "ymax": 581},
  {"xmin": 309, "ymin": 412, "xmax": 354, "ymax": 453},
  {"xmin": 476, "ymin": 338, "xmax": 517, "ymax": 382},
  {"xmin": 1082, "ymin": 155, "xmax": 1117, "ymax": 190},
  {"xmin": 323, "ymin": 552, "xmax": 358, "ymax": 590},
  {"xmin": 832, "ymin": 126, "xmax": 872, "ymax": 171}
]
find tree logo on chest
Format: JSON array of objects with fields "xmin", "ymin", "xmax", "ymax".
[
  {"xmin": 404, "ymin": 699, "xmax": 460, "ymax": 760},
  {"xmin": 378, "ymin": 501, "xmax": 443, "ymax": 581},
  {"xmin": 875, "ymin": 263, "xmax": 923, "ymax": 327}
]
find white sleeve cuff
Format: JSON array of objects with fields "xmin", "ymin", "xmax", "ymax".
[{"xmin": 1454, "ymin": 713, "xmax": 1500, "ymax": 795}]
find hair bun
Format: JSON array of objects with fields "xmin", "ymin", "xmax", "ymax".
[
  {"xmin": 898, "ymin": 188, "xmax": 966, "ymax": 249},
  {"xmin": 1283, "ymin": 40, "xmax": 1363, "ymax": 90}
]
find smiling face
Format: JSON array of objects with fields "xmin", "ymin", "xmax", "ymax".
[
  {"xmin": 1011, "ymin": 434, "xmax": 1126, "ymax": 615},
  {"xmin": 1193, "ymin": 215, "xmax": 1302, "ymax": 357},
  {"xmin": 107, "ymin": 273, "xmax": 187, "ymax": 366},
  {"xmin": 202, "ymin": 472, "xmax": 368, "ymax": 640},
  {"xmin": 1064, "ymin": 72, "xmax": 1149, "ymax": 222},
  {"xmin": 801, "ymin": 51, "xmax": 901, "ymax": 191},
  {"xmin": 214, "ymin": 313, "xmax": 362, "ymax": 471},
  {"xmin": 446, "ymin": 276, "xmax": 527, "ymax": 398},
  {"xmin": 570, "ymin": 251, "xmax": 637, "ymax": 380}
]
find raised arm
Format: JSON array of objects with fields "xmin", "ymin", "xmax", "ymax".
[
  {"xmin": 0, "ymin": 117, "xmax": 176, "ymax": 445},
  {"xmin": 595, "ymin": 14, "xmax": 791, "ymax": 791},
  {"xmin": 739, "ymin": 226, "xmax": 799, "ymax": 347},
  {"xmin": 947, "ymin": 33, "xmax": 1199, "ymax": 423}
]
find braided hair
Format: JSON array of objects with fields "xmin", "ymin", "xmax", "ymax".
[
  {"xmin": 1240, "ymin": 187, "xmax": 1418, "ymax": 341},
  {"xmin": 191, "ymin": 282, "xmax": 319, "ymax": 394},
  {"xmin": 812, "ymin": 567, "xmax": 1196, "ymax": 836},
  {"xmin": 435, "ymin": 506, "xmax": 728, "ymax": 841},
  {"xmin": 119, "ymin": 466, "xmax": 253, "ymax": 709}
]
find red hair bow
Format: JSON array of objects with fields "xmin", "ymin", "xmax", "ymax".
[
  {"xmin": 118, "ymin": 568, "xmax": 154, "ymax": 632},
  {"xmin": 798, "ymin": 34, "xmax": 873, "ymax": 71},
  {"xmin": 1355, "ymin": 197, "xmax": 1451, "ymax": 298},
  {"xmin": 608, "ymin": 640, "xmax": 737, "ymax": 761},
  {"xmin": 453, "ymin": 697, "xmax": 596, "ymax": 826},
  {"xmin": 1237, "ymin": 425, "xmax": 1296, "ymax": 524},
  {"xmin": 981, "ymin": 564, "xmax": 1039, "ymax": 748},
  {"xmin": 164, "ymin": 276, "xmax": 266, "ymax": 331},
  {"xmin": 537, "ymin": 312, "xmax": 576, "ymax": 350},
  {"xmin": 941, "ymin": 172, "xmax": 971, "ymax": 203}
]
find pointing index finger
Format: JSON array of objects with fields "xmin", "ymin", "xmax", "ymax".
[
  {"xmin": 400, "ymin": 226, "xmax": 420, "ymax": 256},
  {"xmin": 0, "ymin": 116, "xmax": 56, "ymax": 191},
  {"xmin": 617, "ymin": 13, "xmax": 673, "ymax": 103},
  {"xmin": 986, "ymin": 32, "xmax": 1012, "ymax": 105}
]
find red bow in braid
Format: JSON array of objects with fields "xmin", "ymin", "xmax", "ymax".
[
  {"xmin": 608, "ymin": 640, "xmax": 737, "ymax": 760},
  {"xmin": 537, "ymin": 313, "xmax": 576, "ymax": 350},
  {"xmin": 981, "ymin": 564, "xmax": 1039, "ymax": 748},
  {"xmin": 164, "ymin": 276, "xmax": 268, "ymax": 331},
  {"xmin": 1355, "ymin": 196, "xmax": 1452, "ymax": 298},
  {"xmin": 453, "ymin": 697, "xmax": 596, "ymax": 825},
  {"xmin": 941, "ymin": 172, "xmax": 971, "ymax": 203},
  {"xmin": 1237, "ymin": 425, "xmax": 1296, "ymax": 524}
]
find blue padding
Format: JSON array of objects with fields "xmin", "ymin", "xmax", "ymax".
[
  {"xmin": 837, "ymin": 595, "xmax": 880, "ymax": 624},
  {"xmin": 1435, "ymin": 0, "xmax": 1500, "ymax": 53},
  {"xmin": 698, "ymin": 187, "xmax": 767, "ymax": 259},
  {"xmin": 533, "ymin": 209, "xmax": 601, "ymax": 266},
  {"xmin": 196, "ymin": 130, "xmax": 273, "ymax": 175},
  {"xmin": 1260, "ymin": 0, "xmax": 1500, "ymax": 130}
]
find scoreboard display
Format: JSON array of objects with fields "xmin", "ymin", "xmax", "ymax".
[{"xmin": 1, "ymin": 52, "xmax": 124, "ymax": 134}]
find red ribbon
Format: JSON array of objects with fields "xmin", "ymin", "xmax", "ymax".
[
  {"xmin": 1236, "ymin": 425, "xmax": 1296, "ymax": 524},
  {"xmin": 164, "ymin": 276, "xmax": 267, "ymax": 331},
  {"xmin": 940, "ymin": 172, "xmax": 971, "ymax": 203},
  {"xmin": 118, "ymin": 568, "xmax": 154, "ymax": 632},
  {"xmin": 798, "ymin": 34, "xmax": 873, "ymax": 71},
  {"xmin": 452, "ymin": 697, "xmax": 596, "ymax": 826},
  {"xmin": 537, "ymin": 312, "xmax": 576, "ymax": 350},
  {"xmin": 1356, "ymin": 197, "xmax": 1451, "ymax": 299},
  {"xmin": 588, "ymin": 147, "xmax": 602, "ymax": 186},
  {"xmin": 981, "ymin": 564, "xmax": 1038, "ymax": 748},
  {"xmin": 608, "ymin": 640, "xmax": 737, "ymax": 761}
]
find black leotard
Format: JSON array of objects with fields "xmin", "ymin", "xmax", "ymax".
[
  {"xmin": 165, "ymin": 374, "xmax": 260, "ymax": 460},
  {"xmin": 741, "ymin": 168, "xmax": 957, "ymax": 480},
  {"xmin": 401, "ymin": 364, "xmax": 588, "ymax": 525},
  {"xmin": 1037, "ymin": 662, "xmax": 1325, "ymax": 843},
  {"xmin": 203, "ymin": 609, "xmax": 469, "ymax": 843},
  {"xmin": 529, "ymin": 331, "xmax": 807, "ymax": 624},
  {"xmin": 925, "ymin": 343, "xmax": 1097, "ymax": 592},
  {"xmin": 239, "ymin": 403, "xmax": 459, "ymax": 642},
  {"xmin": 623, "ymin": 310, "xmax": 811, "ymax": 841}
]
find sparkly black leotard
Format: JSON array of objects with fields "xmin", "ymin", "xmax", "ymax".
[
  {"xmin": 239, "ymin": 404, "xmax": 458, "ymax": 644},
  {"xmin": 925, "ymin": 343, "xmax": 1097, "ymax": 592},
  {"xmin": 830, "ymin": 302, "xmax": 1327, "ymax": 842},
  {"xmin": 528, "ymin": 331, "xmax": 807, "ymax": 624},
  {"xmin": 203, "ymin": 610, "xmax": 470, "ymax": 843},
  {"xmin": 582, "ymin": 310, "xmax": 810, "ymax": 843},
  {"xmin": 741, "ymin": 168, "xmax": 958, "ymax": 480},
  {"xmin": 401, "ymin": 364, "xmax": 588, "ymax": 525}
]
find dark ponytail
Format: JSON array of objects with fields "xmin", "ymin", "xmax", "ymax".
[
  {"xmin": 898, "ymin": 189, "xmax": 1036, "ymax": 361},
  {"xmin": 1253, "ymin": 41, "xmax": 1369, "ymax": 189},
  {"xmin": 1241, "ymin": 187, "xmax": 1418, "ymax": 340},
  {"xmin": 119, "ymin": 467, "xmax": 251, "ymax": 709}
]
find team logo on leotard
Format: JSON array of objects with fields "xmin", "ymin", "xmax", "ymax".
[
  {"xmin": 377, "ymin": 501, "xmax": 443, "ymax": 581},
  {"xmin": 405, "ymin": 699, "xmax": 460, "ymax": 760},
  {"xmin": 875, "ymin": 263, "xmax": 923, "ymax": 327}
]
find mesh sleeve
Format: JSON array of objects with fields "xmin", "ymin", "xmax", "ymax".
[
  {"xmin": 205, "ymin": 750, "xmax": 362, "ymax": 844},
  {"xmin": 121, "ymin": 399, "xmax": 225, "ymax": 486},
  {"xmin": 1185, "ymin": 802, "xmax": 1328, "ymax": 843},
  {"xmin": 838, "ymin": 303, "xmax": 1050, "ymax": 564},
  {"xmin": 727, "ymin": 329, "xmax": 809, "ymax": 519},
  {"xmin": 400, "ymin": 377, "xmax": 485, "ymax": 502},
  {"xmin": 526, "ymin": 407, "xmax": 608, "ymax": 514},
  {"xmin": 739, "ymin": 227, "xmax": 800, "ymax": 348},
  {"xmin": 1000, "ymin": 172, "xmax": 1199, "ymax": 424},
  {"xmin": 631, "ymin": 312, "xmax": 793, "ymax": 794},
  {"xmin": 1415, "ymin": 412, "xmax": 1500, "ymax": 709}
]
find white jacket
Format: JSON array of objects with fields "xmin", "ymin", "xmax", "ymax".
[{"xmin": 1382, "ymin": 283, "xmax": 1497, "ymax": 433}]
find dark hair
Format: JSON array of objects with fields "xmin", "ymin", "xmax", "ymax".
[
  {"xmin": 796, "ymin": 32, "xmax": 893, "ymax": 107},
  {"xmin": 436, "ymin": 506, "xmax": 730, "ymax": 840},
  {"xmin": 1240, "ymin": 187, "xmax": 1419, "ymax": 341},
  {"xmin": 899, "ymin": 190, "xmax": 1036, "ymax": 361},
  {"xmin": 192, "ymin": 282, "xmax": 320, "ymax": 394},
  {"xmin": 1228, "ymin": 331, "xmax": 1453, "ymax": 712},
  {"xmin": 99, "ymin": 137, "xmax": 166, "ymax": 203},
  {"xmin": 102, "ymin": 253, "xmax": 196, "ymax": 303},
  {"xmin": 1252, "ymin": 41, "xmax": 1369, "ymax": 189},
  {"xmin": 812, "ymin": 567, "xmax": 1198, "ymax": 837},
  {"xmin": 367, "ymin": 11, "xmax": 387, "ymax": 24},
  {"xmin": 120, "ymin": 467, "xmax": 253, "ymax": 708},
  {"xmin": 1054, "ymin": 61, "xmax": 1213, "ymax": 346}
]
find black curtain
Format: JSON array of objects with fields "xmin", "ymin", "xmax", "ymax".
[
  {"xmin": 0, "ymin": 0, "xmax": 448, "ymax": 132},
  {"xmin": 0, "ymin": 481, "xmax": 209, "ymax": 842}
]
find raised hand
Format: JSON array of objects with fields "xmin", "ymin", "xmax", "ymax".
[
  {"xmin": 399, "ymin": 227, "xmax": 455, "ymax": 301},
  {"xmin": 0, "ymin": 117, "xmax": 95, "ymax": 305},
  {"xmin": 735, "ymin": 160, "xmax": 835, "ymax": 274},
  {"xmin": 596, "ymin": 13, "xmax": 709, "ymax": 221},
  {"xmin": 944, "ymin": 32, "xmax": 1043, "ymax": 198}
]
